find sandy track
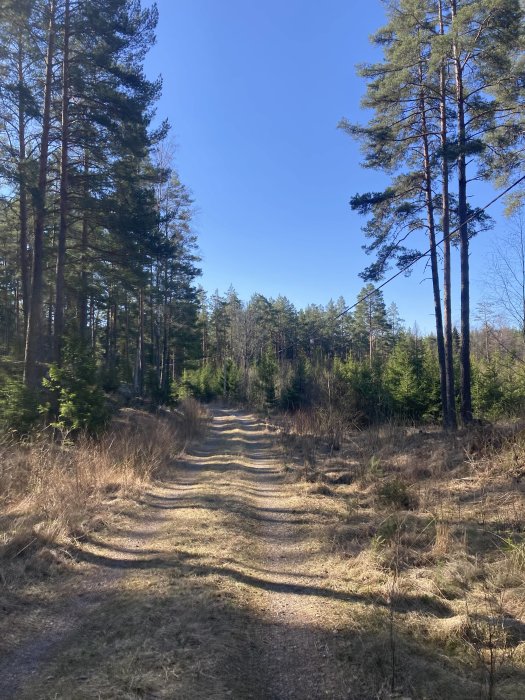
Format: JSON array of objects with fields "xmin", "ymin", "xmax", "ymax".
[
  {"xmin": 166, "ymin": 407, "xmax": 353, "ymax": 699},
  {"xmin": 2, "ymin": 407, "xmax": 357, "ymax": 699}
]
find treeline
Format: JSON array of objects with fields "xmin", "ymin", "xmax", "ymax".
[
  {"xmin": 339, "ymin": 0, "xmax": 525, "ymax": 429},
  {"xmin": 179, "ymin": 286, "xmax": 525, "ymax": 424},
  {"xmin": 0, "ymin": 1, "xmax": 201, "ymax": 431}
]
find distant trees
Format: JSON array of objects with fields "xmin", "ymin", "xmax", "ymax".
[
  {"xmin": 350, "ymin": 284, "xmax": 391, "ymax": 365},
  {"xmin": 189, "ymin": 285, "xmax": 525, "ymax": 422},
  {"xmin": 340, "ymin": 0, "xmax": 524, "ymax": 427}
]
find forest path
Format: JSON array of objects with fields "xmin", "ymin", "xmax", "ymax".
[{"xmin": 7, "ymin": 407, "xmax": 360, "ymax": 699}]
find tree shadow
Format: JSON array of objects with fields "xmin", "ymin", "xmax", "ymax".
[{"xmin": 8, "ymin": 570, "xmax": 502, "ymax": 700}]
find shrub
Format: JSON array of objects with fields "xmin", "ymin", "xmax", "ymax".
[
  {"xmin": 256, "ymin": 350, "xmax": 278, "ymax": 407},
  {"xmin": 376, "ymin": 478, "xmax": 415, "ymax": 510},
  {"xmin": 43, "ymin": 338, "xmax": 109, "ymax": 435},
  {"xmin": 173, "ymin": 365, "xmax": 220, "ymax": 402},
  {"xmin": 0, "ymin": 376, "xmax": 39, "ymax": 435},
  {"xmin": 280, "ymin": 356, "xmax": 312, "ymax": 410},
  {"xmin": 372, "ymin": 514, "xmax": 401, "ymax": 549}
]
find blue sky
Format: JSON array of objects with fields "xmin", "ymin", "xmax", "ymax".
[{"xmin": 144, "ymin": 0, "xmax": 504, "ymax": 332}]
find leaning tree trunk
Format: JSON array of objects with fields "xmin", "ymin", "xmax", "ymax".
[{"xmin": 24, "ymin": 0, "xmax": 57, "ymax": 388}]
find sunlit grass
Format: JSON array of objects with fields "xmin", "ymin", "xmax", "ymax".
[{"xmin": 2, "ymin": 407, "xmax": 525, "ymax": 699}]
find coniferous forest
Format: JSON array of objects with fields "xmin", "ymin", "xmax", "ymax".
[
  {"xmin": 0, "ymin": 0, "xmax": 524, "ymax": 435},
  {"xmin": 2, "ymin": 3, "xmax": 525, "ymax": 699},
  {"xmin": 0, "ymin": 0, "xmax": 201, "ymax": 432}
]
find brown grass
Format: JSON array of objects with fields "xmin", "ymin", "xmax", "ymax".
[
  {"xmin": 277, "ymin": 411, "xmax": 525, "ymax": 697},
  {"xmin": 0, "ymin": 398, "xmax": 206, "ymax": 575},
  {"xmin": 2, "ymin": 406, "xmax": 524, "ymax": 699}
]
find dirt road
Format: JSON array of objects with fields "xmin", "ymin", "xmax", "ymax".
[{"xmin": 2, "ymin": 408, "xmax": 371, "ymax": 699}]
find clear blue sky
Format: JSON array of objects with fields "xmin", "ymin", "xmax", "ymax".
[{"xmin": 144, "ymin": 0, "xmax": 505, "ymax": 332}]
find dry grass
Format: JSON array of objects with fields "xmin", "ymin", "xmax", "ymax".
[
  {"xmin": 0, "ymin": 399, "xmax": 206, "ymax": 576},
  {"xmin": 2, "ymin": 406, "xmax": 524, "ymax": 699},
  {"xmin": 278, "ymin": 411, "xmax": 525, "ymax": 698}
]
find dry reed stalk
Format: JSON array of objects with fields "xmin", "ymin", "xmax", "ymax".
[{"xmin": 432, "ymin": 521, "xmax": 453, "ymax": 557}]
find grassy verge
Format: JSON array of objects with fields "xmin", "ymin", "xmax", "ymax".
[
  {"xmin": 278, "ymin": 410, "xmax": 525, "ymax": 699},
  {"xmin": 0, "ymin": 398, "xmax": 206, "ymax": 583}
]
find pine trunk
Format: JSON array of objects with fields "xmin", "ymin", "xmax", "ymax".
[
  {"xmin": 420, "ymin": 85, "xmax": 448, "ymax": 428},
  {"xmin": 17, "ymin": 33, "xmax": 30, "ymax": 337},
  {"xmin": 439, "ymin": 0, "xmax": 457, "ymax": 429},
  {"xmin": 161, "ymin": 303, "xmax": 170, "ymax": 397},
  {"xmin": 452, "ymin": 0, "xmax": 473, "ymax": 424},
  {"xmin": 24, "ymin": 0, "xmax": 57, "ymax": 388},
  {"xmin": 79, "ymin": 156, "xmax": 89, "ymax": 340},
  {"xmin": 135, "ymin": 288, "xmax": 144, "ymax": 395},
  {"xmin": 54, "ymin": 0, "xmax": 70, "ymax": 364}
]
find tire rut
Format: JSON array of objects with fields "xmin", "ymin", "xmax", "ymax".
[{"xmin": 2, "ymin": 407, "xmax": 353, "ymax": 699}]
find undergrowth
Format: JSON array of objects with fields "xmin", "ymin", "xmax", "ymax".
[
  {"xmin": 278, "ymin": 409, "xmax": 525, "ymax": 699},
  {"xmin": 0, "ymin": 398, "xmax": 206, "ymax": 579}
]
